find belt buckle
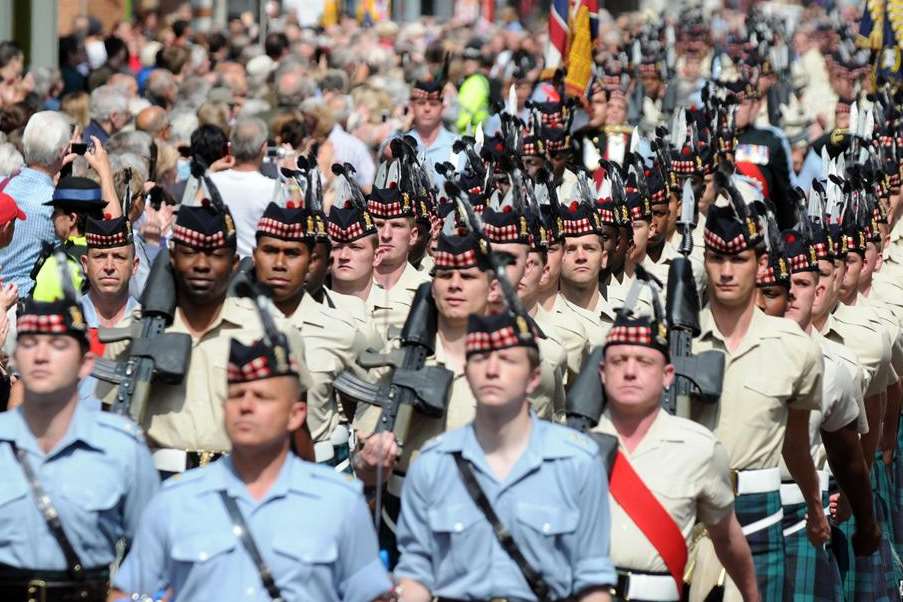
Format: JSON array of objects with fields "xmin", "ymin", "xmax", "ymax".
[
  {"xmin": 730, "ymin": 469, "xmax": 739, "ymax": 495},
  {"xmin": 488, "ymin": 598, "xmax": 509, "ymax": 602},
  {"xmin": 198, "ymin": 451, "xmax": 216, "ymax": 467},
  {"xmin": 26, "ymin": 579, "xmax": 47, "ymax": 602}
]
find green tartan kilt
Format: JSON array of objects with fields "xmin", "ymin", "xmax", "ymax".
[
  {"xmin": 782, "ymin": 500, "xmax": 841, "ymax": 602},
  {"xmin": 835, "ymin": 513, "xmax": 899, "ymax": 601},
  {"xmin": 736, "ymin": 490, "xmax": 784, "ymax": 602},
  {"xmin": 893, "ymin": 422, "xmax": 903, "ymax": 560},
  {"xmin": 872, "ymin": 453, "xmax": 903, "ymax": 592}
]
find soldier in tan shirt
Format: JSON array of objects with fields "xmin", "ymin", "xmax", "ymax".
[
  {"xmin": 555, "ymin": 199, "xmax": 616, "ymax": 346},
  {"xmin": 688, "ymin": 196, "xmax": 827, "ymax": 602},
  {"xmin": 594, "ymin": 307, "xmax": 757, "ymax": 602},
  {"xmin": 251, "ymin": 201, "xmax": 370, "ymax": 469},
  {"xmin": 98, "ymin": 203, "xmax": 311, "ymax": 475},
  {"xmin": 366, "ymin": 175, "xmax": 432, "ymax": 341}
]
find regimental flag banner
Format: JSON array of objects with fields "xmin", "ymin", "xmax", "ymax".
[
  {"xmin": 858, "ymin": 0, "xmax": 903, "ymax": 80},
  {"xmin": 565, "ymin": 0, "xmax": 596, "ymax": 97},
  {"xmin": 546, "ymin": 0, "xmax": 569, "ymax": 70}
]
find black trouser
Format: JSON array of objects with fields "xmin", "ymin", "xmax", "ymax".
[{"xmin": 0, "ymin": 563, "xmax": 109, "ymax": 602}]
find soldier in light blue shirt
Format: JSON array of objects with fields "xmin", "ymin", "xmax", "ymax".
[
  {"xmin": 0, "ymin": 294, "xmax": 158, "ymax": 601},
  {"xmin": 394, "ymin": 310, "xmax": 616, "ymax": 602},
  {"xmin": 112, "ymin": 326, "xmax": 392, "ymax": 602}
]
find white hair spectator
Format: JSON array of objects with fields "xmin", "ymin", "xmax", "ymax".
[
  {"xmin": 229, "ymin": 117, "xmax": 268, "ymax": 163},
  {"xmin": 169, "ymin": 109, "xmax": 199, "ymax": 147},
  {"xmin": 30, "ymin": 66, "xmax": 61, "ymax": 100},
  {"xmin": 0, "ymin": 143, "xmax": 24, "ymax": 177},
  {"xmin": 22, "ymin": 110, "xmax": 72, "ymax": 167},
  {"xmin": 90, "ymin": 84, "xmax": 129, "ymax": 122},
  {"xmin": 107, "ymin": 130, "xmax": 153, "ymax": 161}
]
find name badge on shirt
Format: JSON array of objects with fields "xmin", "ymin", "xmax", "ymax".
[{"xmin": 735, "ymin": 144, "xmax": 770, "ymax": 165}]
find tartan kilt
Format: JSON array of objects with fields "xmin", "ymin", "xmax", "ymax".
[
  {"xmin": 736, "ymin": 490, "xmax": 784, "ymax": 602},
  {"xmin": 872, "ymin": 453, "xmax": 903, "ymax": 591},
  {"xmin": 835, "ymin": 515, "xmax": 899, "ymax": 602},
  {"xmin": 893, "ymin": 422, "xmax": 903, "ymax": 560},
  {"xmin": 782, "ymin": 501, "xmax": 839, "ymax": 602}
]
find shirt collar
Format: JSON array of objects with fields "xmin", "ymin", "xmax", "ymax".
[
  {"xmin": 0, "ymin": 403, "xmax": 102, "ymax": 457},
  {"xmin": 698, "ymin": 305, "xmax": 767, "ymax": 356},
  {"xmin": 19, "ymin": 167, "xmax": 54, "ymax": 187},
  {"xmin": 207, "ymin": 452, "xmax": 300, "ymax": 503},
  {"xmin": 173, "ymin": 296, "xmax": 248, "ymax": 337}
]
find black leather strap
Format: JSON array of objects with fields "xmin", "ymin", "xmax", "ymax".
[
  {"xmin": 218, "ymin": 491, "xmax": 284, "ymax": 602},
  {"xmin": 11, "ymin": 444, "xmax": 86, "ymax": 581},
  {"xmin": 452, "ymin": 452, "xmax": 555, "ymax": 602}
]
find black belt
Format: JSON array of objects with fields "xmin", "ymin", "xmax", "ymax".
[
  {"xmin": 186, "ymin": 450, "xmax": 224, "ymax": 470},
  {"xmin": 0, "ymin": 564, "xmax": 109, "ymax": 602}
]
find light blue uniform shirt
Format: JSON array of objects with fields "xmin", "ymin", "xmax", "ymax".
[
  {"xmin": 0, "ymin": 167, "xmax": 57, "ymax": 296},
  {"xmin": 407, "ymin": 127, "xmax": 460, "ymax": 194},
  {"xmin": 114, "ymin": 454, "xmax": 391, "ymax": 602},
  {"xmin": 0, "ymin": 404, "xmax": 159, "ymax": 569},
  {"xmin": 395, "ymin": 416, "xmax": 617, "ymax": 600}
]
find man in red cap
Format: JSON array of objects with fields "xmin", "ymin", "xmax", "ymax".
[{"xmin": 0, "ymin": 188, "xmax": 26, "ymax": 249}]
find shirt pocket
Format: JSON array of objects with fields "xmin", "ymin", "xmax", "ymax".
[
  {"xmin": 171, "ymin": 531, "xmax": 236, "ymax": 584},
  {"xmin": 427, "ymin": 503, "xmax": 487, "ymax": 575},
  {"xmin": 270, "ymin": 531, "xmax": 338, "ymax": 594},
  {"xmin": 743, "ymin": 374, "xmax": 794, "ymax": 424},
  {"xmin": 514, "ymin": 503, "xmax": 579, "ymax": 589},
  {"xmin": 60, "ymin": 474, "xmax": 125, "ymax": 553},
  {"xmin": 0, "ymin": 478, "xmax": 29, "ymax": 546}
]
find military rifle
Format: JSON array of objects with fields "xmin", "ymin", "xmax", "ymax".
[
  {"xmin": 92, "ymin": 248, "xmax": 192, "ymax": 423},
  {"xmin": 662, "ymin": 179, "xmax": 725, "ymax": 416}
]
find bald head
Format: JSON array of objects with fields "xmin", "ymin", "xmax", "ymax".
[{"xmin": 136, "ymin": 106, "xmax": 170, "ymax": 139}]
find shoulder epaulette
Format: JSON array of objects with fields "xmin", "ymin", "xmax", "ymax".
[{"xmin": 95, "ymin": 412, "xmax": 145, "ymax": 443}]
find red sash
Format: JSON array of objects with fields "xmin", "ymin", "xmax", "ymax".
[
  {"xmin": 87, "ymin": 327, "xmax": 105, "ymax": 357},
  {"xmin": 609, "ymin": 450, "xmax": 688, "ymax": 594}
]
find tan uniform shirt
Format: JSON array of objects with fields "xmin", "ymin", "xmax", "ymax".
[
  {"xmin": 593, "ymin": 409, "xmax": 734, "ymax": 573},
  {"xmin": 353, "ymin": 337, "xmax": 475, "ymax": 476},
  {"xmin": 98, "ymin": 296, "xmax": 312, "ymax": 451},
  {"xmin": 691, "ymin": 307, "xmax": 823, "ymax": 470},
  {"xmin": 366, "ymin": 262, "xmax": 432, "ymax": 341},
  {"xmin": 555, "ymin": 292, "xmax": 616, "ymax": 348},
  {"xmin": 322, "ymin": 286, "xmax": 384, "ymax": 352},
  {"xmin": 533, "ymin": 302, "xmax": 590, "ymax": 390},
  {"xmin": 642, "ymin": 239, "xmax": 707, "ymax": 304},
  {"xmin": 284, "ymin": 293, "xmax": 369, "ymax": 443},
  {"xmin": 810, "ymin": 331, "xmax": 867, "ymax": 468},
  {"xmin": 859, "ymin": 293, "xmax": 903, "ymax": 380},
  {"xmin": 822, "ymin": 303, "xmax": 894, "ymax": 397}
]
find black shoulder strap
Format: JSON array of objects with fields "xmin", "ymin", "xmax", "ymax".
[
  {"xmin": 217, "ymin": 491, "xmax": 284, "ymax": 602},
  {"xmin": 452, "ymin": 452, "xmax": 554, "ymax": 602},
  {"xmin": 12, "ymin": 443, "xmax": 86, "ymax": 580},
  {"xmin": 29, "ymin": 241, "xmax": 56, "ymax": 282}
]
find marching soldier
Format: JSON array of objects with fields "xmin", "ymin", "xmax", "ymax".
[
  {"xmin": 594, "ymin": 303, "xmax": 759, "ymax": 602},
  {"xmin": 97, "ymin": 198, "xmax": 311, "ymax": 476},
  {"xmin": 394, "ymin": 309, "xmax": 616, "ymax": 601},
  {"xmin": 555, "ymin": 198, "xmax": 616, "ymax": 346},
  {"xmin": 688, "ymin": 191, "xmax": 827, "ymax": 602},
  {"xmin": 251, "ymin": 201, "xmax": 367, "ymax": 468},
  {"xmin": 366, "ymin": 172, "xmax": 432, "ymax": 339},
  {"xmin": 0, "ymin": 294, "xmax": 158, "ymax": 601},
  {"xmin": 354, "ymin": 219, "xmax": 563, "ymax": 565},
  {"xmin": 481, "ymin": 199, "xmax": 566, "ymax": 416},
  {"xmin": 111, "ymin": 329, "xmax": 392, "ymax": 601}
]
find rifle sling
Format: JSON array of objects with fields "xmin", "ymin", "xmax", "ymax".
[
  {"xmin": 218, "ymin": 491, "xmax": 284, "ymax": 602},
  {"xmin": 12, "ymin": 444, "xmax": 87, "ymax": 581},
  {"xmin": 452, "ymin": 452, "xmax": 555, "ymax": 602}
]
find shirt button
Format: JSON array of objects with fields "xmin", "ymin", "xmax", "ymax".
[
  {"xmin": 454, "ymin": 522, "xmax": 464, "ymax": 532},
  {"xmin": 246, "ymin": 586, "xmax": 255, "ymax": 596},
  {"xmin": 542, "ymin": 523, "xmax": 552, "ymax": 534},
  {"xmin": 198, "ymin": 552, "xmax": 208, "ymax": 561}
]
